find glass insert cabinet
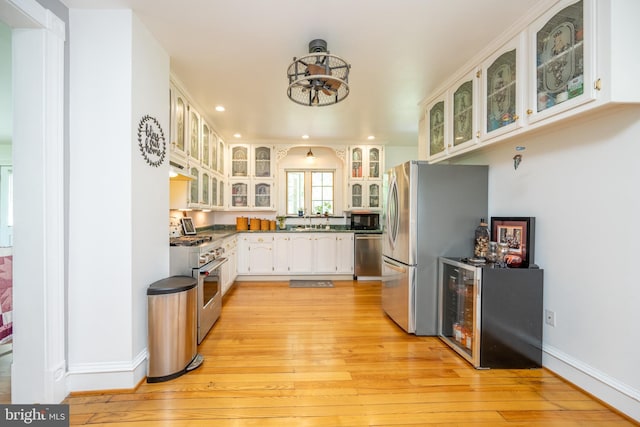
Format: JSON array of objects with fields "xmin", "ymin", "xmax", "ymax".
[
  {"xmin": 428, "ymin": 99, "xmax": 446, "ymax": 158},
  {"xmin": 438, "ymin": 257, "xmax": 543, "ymax": 369},
  {"xmin": 528, "ymin": 0, "xmax": 594, "ymax": 123},
  {"xmin": 349, "ymin": 146, "xmax": 381, "ymax": 179}
]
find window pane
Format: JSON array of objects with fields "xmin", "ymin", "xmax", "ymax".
[
  {"xmin": 311, "ymin": 171, "xmax": 334, "ymax": 215},
  {"xmin": 286, "ymin": 171, "xmax": 305, "ymax": 215}
]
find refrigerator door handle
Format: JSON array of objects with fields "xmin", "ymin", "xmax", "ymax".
[{"xmin": 382, "ymin": 257, "xmax": 406, "ymax": 273}]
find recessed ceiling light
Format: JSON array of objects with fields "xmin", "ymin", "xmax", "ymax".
[
  {"xmin": 302, "ymin": 135, "xmax": 309, "ymax": 139},
  {"xmin": 215, "ymin": 105, "xmax": 225, "ymax": 112},
  {"xmin": 367, "ymin": 135, "xmax": 375, "ymax": 140},
  {"xmin": 233, "ymin": 133, "xmax": 242, "ymax": 138}
]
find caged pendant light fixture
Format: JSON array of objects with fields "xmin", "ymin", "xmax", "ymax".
[{"xmin": 287, "ymin": 39, "xmax": 351, "ymax": 107}]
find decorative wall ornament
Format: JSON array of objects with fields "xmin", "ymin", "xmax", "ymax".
[
  {"xmin": 137, "ymin": 115, "xmax": 166, "ymax": 167},
  {"xmin": 275, "ymin": 145, "xmax": 293, "ymax": 161},
  {"xmin": 333, "ymin": 146, "xmax": 346, "ymax": 163}
]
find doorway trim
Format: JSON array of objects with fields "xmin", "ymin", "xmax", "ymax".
[{"xmin": 1, "ymin": 0, "xmax": 66, "ymax": 403}]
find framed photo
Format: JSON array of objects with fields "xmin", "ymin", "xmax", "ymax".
[
  {"xmin": 490, "ymin": 217, "xmax": 535, "ymax": 268},
  {"xmin": 180, "ymin": 217, "xmax": 197, "ymax": 235}
]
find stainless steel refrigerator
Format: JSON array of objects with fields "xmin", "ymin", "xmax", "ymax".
[{"xmin": 381, "ymin": 161, "xmax": 488, "ymax": 335}]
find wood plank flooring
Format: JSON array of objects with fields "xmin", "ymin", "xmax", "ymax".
[{"xmin": 61, "ymin": 280, "xmax": 635, "ymax": 425}]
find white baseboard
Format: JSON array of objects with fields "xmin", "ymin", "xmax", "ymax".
[
  {"xmin": 235, "ymin": 274, "xmax": 354, "ymax": 281},
  {"xmin": 543, "ymin": 344, "xmax": 640, "ymax": 422},
  {"xmin": 66, "ymin": 349, "xmax": 147, "ymax": 393}
]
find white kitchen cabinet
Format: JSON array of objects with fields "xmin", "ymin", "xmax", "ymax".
[
  {"xmin": 218, "ymin": 176, "xmax": 225, "ymax": 208},
  {"xmin": 480, "ymin": 33, "xmax": 526, "ymax": 142},
  {"xmin": 421, "ymin": 0, "xmax": 640, "ymax": 163},
  {"xmin": 230, "ymin": 144, "xmax": 275, "ymax": 178},
  {"xmin": 526, "ymin": 0, "xmax": 595, "ymax": 124},
  {"xmin": 169, "ymin": 84, "xmax": 188, "ymax": 168},
  {"xmin": 230, "ymin": 181, "xmax": 249, "ymax": 209},
  {"xmin": 288, "ymin": 233, "xmax": 314, "ymax": 273},
  {"xmin": 236, "ymin": 232, "xmax": 355, "ymax": 276},
  {"xmin": 221, "ymin": 235, "xmax": 238, "ymax": 296},
  {"xmin": 347, "ymin": 145, "xmax": 383, "ymax": 210},
  {"xmin": 211, "ymin": 176, "xmax": 218, "ymax": 207},
  {"xmin": 273, "ymin": 234, "xmax": 290, "ymax": 273},
  {"xmin": 336, "ymin": 233, "xmax": 354, "ymax": 274},
  {"xmin": 347, "ymin": 181, "xmax": 381, "ymax": 210},
  {"xmin": 314, "ymin": 233, "xmax": 337, "ymax": 273},
  {"xmin": 237, "ymin": 234, "xmax": 274, "ymax": 274},
  {"xmin": 230, "ymin": 144, "xmax": 249, "ymax": 178},
  {"xmin": 187, "ymin": 107, "xmax": 200, "ymax": 163},
  {"xmin": 426, "ymin": 93, "xmax": 447, "ymax": 161},
  {"xmin": 449, "ymin": 70, "xmax": 479, "ymax": 154},
  {"xmin": 228, "ymin": 144, "xmax": 275, "ymax": 210},
  {"xmin": 348, "ymin": 146, "xmax": 382, "ymax": 180},
  {"xmin": 201, "ymin": 171, "xmax": 210, "ymax": 206}
]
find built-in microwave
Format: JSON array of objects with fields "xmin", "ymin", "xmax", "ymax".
[{"xmin": 349, "ymin": 212, "xmax": 380, "ymax": 230}]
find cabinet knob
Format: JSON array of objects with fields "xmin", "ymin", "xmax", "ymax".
[
  {"xmin": 513, "ymin": 114, "xmax": 519, "ymax": 121},
  {"xmin": 526, "ymin": 109, "xmax": 533, "ymax": 115},
  {"xmin": 594, "ymin": 78, "xmax": 602, "ymax": 91}
]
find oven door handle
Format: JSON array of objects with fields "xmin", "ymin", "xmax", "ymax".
[{"xmin": 200, "ymin": 257, "xmax": 228, "ymax": 275}]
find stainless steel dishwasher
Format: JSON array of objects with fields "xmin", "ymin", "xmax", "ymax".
[{"xmin": 354, "ymin": 233, "xmax": 382, "ymax": 279}]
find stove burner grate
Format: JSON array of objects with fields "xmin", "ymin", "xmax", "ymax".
[{"xmin": 170, "ymin": 235, "xmax": 213, "ymax": 247}]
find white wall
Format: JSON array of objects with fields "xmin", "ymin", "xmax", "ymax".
[
  {"xmin": 384, "ymin": 145, "xmax": 418, "ymax": 171},
  {"xmin": 130, "ymin": 12, "xmax": 170, "ymax": 365},
  {"xmin": 457, "ymin": 105, "xmax": 640, "ymax": 420},
  {"xmin": 0, "ymin": 20, "xmax": 10, "ymax": 147},
  {"xmin": 68, "ymin": 9, "xmax": 169, "ymax": 391}
]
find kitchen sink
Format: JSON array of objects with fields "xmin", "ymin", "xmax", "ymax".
[{"xmin": 293, "ymin": 226, "xmax": 333, "ymax": 232}]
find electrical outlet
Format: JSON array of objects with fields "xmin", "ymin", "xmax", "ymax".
[{"xmin": 545, "ymin": 309, "xmax": 556, "ymax": 327}]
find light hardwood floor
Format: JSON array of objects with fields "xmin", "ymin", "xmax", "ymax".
[{"xmin": 57, "ymin": 281, "xmax": 638, "ymax": 425}]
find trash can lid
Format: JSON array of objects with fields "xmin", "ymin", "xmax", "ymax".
[{"xmin": 147, "ymin": 276, "xmax": 197, "ymax": 295}]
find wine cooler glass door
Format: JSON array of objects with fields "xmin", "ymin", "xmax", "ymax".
[{"xmin": 439, "ymin": 258, "xmax": 480, "ymax": 367}]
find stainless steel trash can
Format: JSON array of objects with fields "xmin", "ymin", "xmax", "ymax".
[{"xmin": 147, "ymin": 276, "xmax": 203, "ymax": 382}]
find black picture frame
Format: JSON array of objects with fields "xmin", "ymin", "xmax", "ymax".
[
  {"xmin": 180, "ymin": 217, "xmax": 197, "ymax": 235},
  {"xmin": 490, "ymin": 217, "xmax": 535, "ymax": 268}
]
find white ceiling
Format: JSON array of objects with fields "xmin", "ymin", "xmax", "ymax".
[{"xmin": 62, "ymin": 0, "xmax": 543, "ymax": 147}]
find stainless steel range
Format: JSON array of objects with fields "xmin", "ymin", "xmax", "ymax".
[{"xmin": 170, "ymin": 235, "xmax": 227, "ymax": 344}]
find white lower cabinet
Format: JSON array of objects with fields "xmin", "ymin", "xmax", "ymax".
[
  {"xmin": 237, "ymin": 234, "xmax": 274, "ymax": 274},
  {"xmin": 237, "ymin": 232, "xmax": 354, "ymax": 275},
  {"xmin": 273, "ymin": 235, "xmax": 290, "ymax": 273},
  {"xmin": 221, "ymin": 235, "xmax": 237, "ymax": 295},
  {"xmin": 288, "ymin": 234, "xmax": 314, "ymax": 273},
  {"xmin": 336, "ymin": 233, "xmax": 354, "ymax": 274},
  {"xmin": 314, "ymin": 234, "xmax": 338, "ymax": 273}
]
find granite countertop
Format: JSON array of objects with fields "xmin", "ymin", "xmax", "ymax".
[{"xmin": 197, "ymin": 226, "xmax": 382, "ymax": 239}]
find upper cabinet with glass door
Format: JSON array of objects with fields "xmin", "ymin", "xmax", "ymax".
[
  {"xmin": 527, "ymin": 0, "xmax": 594, "ymax": 124},
  {"xmin": 254, "ymin": 146, "xmax": 274, "ymax": 178},
  {"xmin": 231, "ymin": 145, "xmax": 249, "ymax": 178},
  {"xmin": 421, "ymin": 0, "xmax": 640, "ymax": 163},
  {"xmin": 450, "ymin": 70, "xmax": 478, "ymax": 154},
  {"xmin": 348, "ymin": 146, "xmax": 383, "ymax": 180},
  {"xmin": 169, "ymin": 85, "xmax": 188, "ymax": 167},
  {"xmin": 227, "ymin": 144, "xmax": 275, "ymax": 210},
  {"xmin": 201, "ymin": 122, "xmax": 211, "ymax": 170},
  {"xmin": 480, "ymin": 33, "xmax": 525, "ymax": 141},
  {"xmin": 230, "ymin": 144, "xmax": 275, "ymax": 179},
  {"xmin": 347, "ymin": 145, "xmax": 383, "ymax": 210},
  {"xmin": 426, "ymin": 94, "xmax": 447, "ymax": 161},
  {"xmin": 187, "ymin": 107, "xmax": 200, "ymax": 163}
]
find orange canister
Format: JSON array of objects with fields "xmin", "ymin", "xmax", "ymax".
[
  {"xmin": 236, "ymin": 216, "xmax": 248, "ymax": 230},
  {"xmin": 269, "ymin": 220, "xmax": 276, "ymax": 230},
  {"xmin": 260, "ymin": 219, "xmax": 270, "ymax": 231},
  {"xmin": 249, "ymin": 218, "xmax": 260, "ymax": 231}
]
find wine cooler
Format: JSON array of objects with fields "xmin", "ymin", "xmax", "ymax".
[{"xmin": 438, "ymin": 257, "xmax": 543, "ymax": 369}]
